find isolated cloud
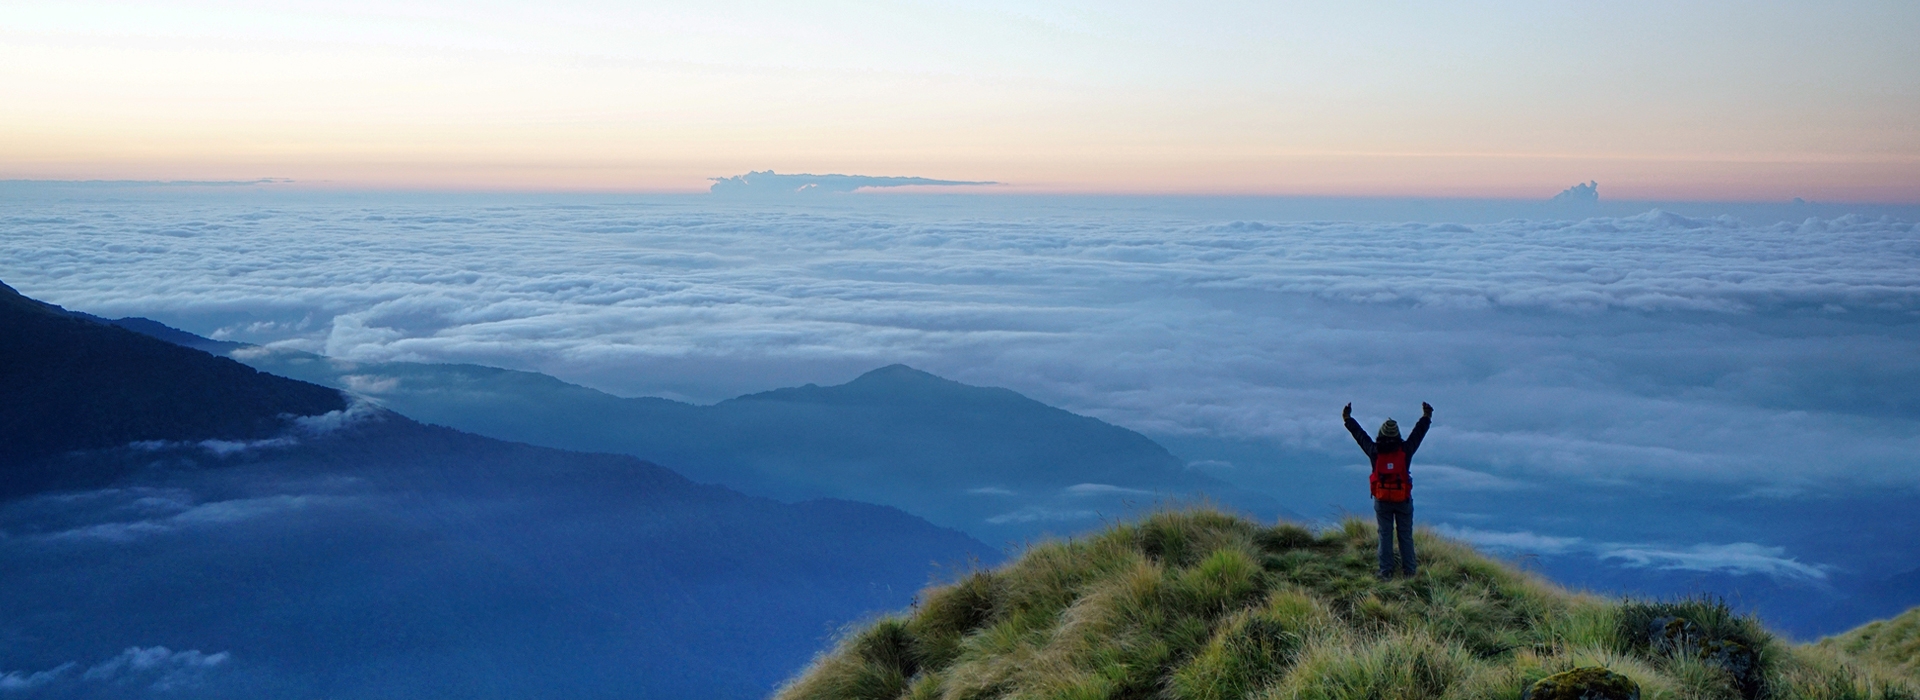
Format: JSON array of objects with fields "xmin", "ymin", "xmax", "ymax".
[
  {"xmin": 2, "ymin": 194, "xmax": 1917, "ymax": 500},
  {"xmin": 1063, "ymin": 483, "xmax": 1157, "ymax": 497},
  {"xmin": 1597, "ymin": 542, "xmax": 1829, "ymax": 581},
  {"xmin": 1430, "ymin": 524, "xmax": 1583, "ymax": 554},
  {"xmin": 708, "ymin": 170, "xmax": 996, "ymax": 196},
  {"xmin": 1432, "ymin": 524, "xmax": 1828, "ymax": 582},
  {"xmin": 985, "ymin": 507, "xmax": 1100, "ymax": 524},
  {"xmin": 83, "ymin": 647, "xmax": 230, "ymax": 690},
  {"xmin": 340, "ymin": 374, "xmax": 400, "ymax": 394},
  {"xmin": 119, "ymin": 399, "xmax": 378, "ymax": 457},
  {"xmin": 1551, "ymin": 180, "xmax": 1599, "ymax": 204},
  {"xmin": 0, "ymin": 663, "xmax": 75, "ymax": 691},
  {"xmin": 291, "ymin": 398, "xmax": 384, "ymax": 434}
]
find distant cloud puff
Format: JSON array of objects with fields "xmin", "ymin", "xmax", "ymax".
[
  {"xmin": 708, "ymin": 170, "xmax": 996, "ymax": 196},
  {"xmin": 34, "ymin": 491, "xmax": 359, "ymax": 544},
  {"xmin": 1063, "ymin": 483, "xmax": 1157, "ymax": 497},
  {"xmin": 292, "ymin": 398, "xmax": 384, "ymax": 434},
  {"xmin": 1598, "ymin": 541, "xmax": 1829, "ymax": 581},
  {"xmin": 985, "ymin": 507, "xmax": 1100, "ymax": 524},
  {"xmin": 120, "ymin": 399, "xmax": 376, "ymax": 457},
  {"xmin": 1432, "ymin": 524, "xmax": 1584, "ymax": 554},
  {"xmin": 1551, "ymin": 180, "xmax": 1599, "ymax": 204}
]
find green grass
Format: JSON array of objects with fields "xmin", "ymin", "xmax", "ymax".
[
  {"xmin": 777, "ymin": 509, "xmax": 1920, "ymax": 700},
  {"xmin": 1820, "ymin": 607, "xmax": 1920, "ymax": 678}
]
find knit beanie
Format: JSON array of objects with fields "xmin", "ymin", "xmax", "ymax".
[{"xmin": 1377, "ymin": 419, "xmax": 1401, "ymax": 441}]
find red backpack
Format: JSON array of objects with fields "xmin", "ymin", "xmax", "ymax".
[{"xmin": 1370, "ymin": 449, "xmax": 1411, "ymax": 501}]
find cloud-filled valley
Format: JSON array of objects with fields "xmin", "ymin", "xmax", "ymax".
[
  {"xmin": 8, "ymin": 192, "xmax": 1920, "ymax": 633},
  {"xmin": 7, "ymin": 194, "xmax": 1917, "ymax": 503}
]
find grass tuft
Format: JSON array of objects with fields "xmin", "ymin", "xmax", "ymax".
[{"xmin": 773, "ymin": 508, "xmax": 1920, "ymax": 700}]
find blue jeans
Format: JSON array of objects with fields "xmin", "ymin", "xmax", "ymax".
[{"xmin": 1374, "ymin": 499, "xmax": 1415, "ymax": 577}]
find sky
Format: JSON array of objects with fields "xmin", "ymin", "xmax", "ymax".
[{"xmin": 3, "ymin": 1, "xmax": 1918, "ymax": 199}]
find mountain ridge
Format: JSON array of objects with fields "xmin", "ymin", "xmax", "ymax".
[
  {"xmin": 101, "ymin": 325, "xmax": 1295, "ymax": 543},
  {"xmin": 0, "ymin": 282, "xmax": 346, "ymax": 479},
  {"xmin": 0, "ymin": 281, "xmax": 997, "ymax": 699}
]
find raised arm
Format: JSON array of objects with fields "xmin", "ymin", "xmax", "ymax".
[
  {"xmin": 1342, "ymin": 403, "xmax": 1376, "ymax": 458},
  {"xmin": 1404, "ymin": 402, "xmax": 1433, "ymax": 456}
]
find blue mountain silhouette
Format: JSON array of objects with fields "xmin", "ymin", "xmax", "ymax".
[{"xmin": 0, "ymin": 281, "xmax": 990, "ymax": 699}]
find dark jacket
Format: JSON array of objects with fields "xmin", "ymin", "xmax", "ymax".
[{"xmin": 1345, "ymin": 414, "xmax": 1431, "ymax": 464}]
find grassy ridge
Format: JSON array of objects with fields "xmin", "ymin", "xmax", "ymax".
[
  {"xmin": 779, "ymin": 510, "xmax": 1919, "ymax": 700},
  {"xmin": 1823, "ymin": 608, "xmax": 1920, "ymax": 679}
]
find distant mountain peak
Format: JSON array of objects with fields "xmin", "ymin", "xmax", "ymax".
[{"xmin": 851, "ymin": 363, "xmax": 946, "ymax": 384}]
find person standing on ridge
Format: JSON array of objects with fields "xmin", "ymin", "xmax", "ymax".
[{"xmin": 1344, "ymin": 401, "xmax": 1432, "ymax": 580}]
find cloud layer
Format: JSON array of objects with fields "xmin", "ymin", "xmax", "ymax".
[{"xmin": 3, "ymin": 193, "xmax": 1918, "ymax": 501}]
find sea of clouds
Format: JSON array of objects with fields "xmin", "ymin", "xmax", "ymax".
[{"xmin": 5, "ymin": 191, "xmax": 1918, "ymax": 512}]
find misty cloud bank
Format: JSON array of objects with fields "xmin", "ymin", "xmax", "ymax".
[
  {"xmin": 708, "ymin": 170, "xmax": 996, "ymax": 196},
  {"xmin": 3, "ymin": 194, "xmax": 1917, "ymax": 508}
]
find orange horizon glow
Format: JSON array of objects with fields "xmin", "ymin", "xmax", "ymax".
[
  {"xmin": 4, "ymin": 2, "xmax": 1916, "ymax": 203},
  {"xmin": 7, "ymin": 156, "xmax": 1914, "ymax": 204}
]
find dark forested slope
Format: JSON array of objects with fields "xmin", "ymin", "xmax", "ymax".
[{"xmin": 0, "ymin": 281, "xmax": 343, "ymax": 475}]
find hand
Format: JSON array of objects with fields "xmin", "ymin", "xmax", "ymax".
[
  {"xmin": 1422, "ymin": 402, "xmax": 1433, "ymax": 418},
  {"xmin": 1342, "ymin": 403, "xmax": 1352, "ymax": 419}
]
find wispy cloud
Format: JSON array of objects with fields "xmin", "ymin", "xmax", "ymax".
[
  {"xmin": 29, "ymin": 493, "xmax": 359, "ymax": 544},
  {"xmin": 1432, "ymin": 524, "xmax": 1829, "ymax": 582},
  {"xmin": 985, "ymin": 507, "xmax": 1100, "ymax": 524},
  {"xmin": 0, "ymin": 646, "xmax": 230, "ymax": 693},
  {"xmin": 1598, "ymin": 542, "xmax": 1830, "ymax": 581},
  {"xmin": 121, "ymin": 399, "xmax": 380, "ymax": 457},
  {"xmin": 1431, "ymin": 524, "xmax": 1583, "ymax": 555},
  {"xmin": 1063, "ymin": 483, "xmax": 1157, "ymax": 498}
]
